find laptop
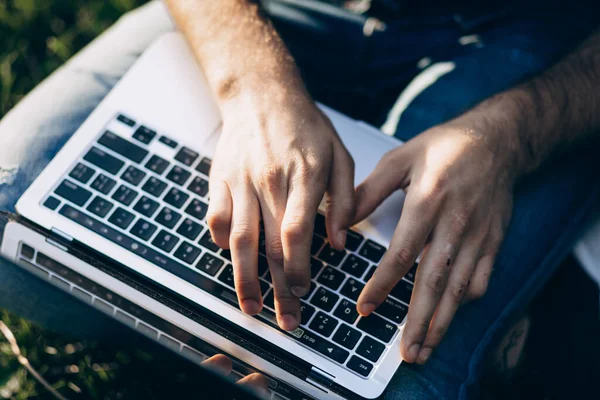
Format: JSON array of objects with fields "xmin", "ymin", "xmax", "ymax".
[{"xmin": 0, "ymin": 32, "xmax": 414, "ymax": 399}]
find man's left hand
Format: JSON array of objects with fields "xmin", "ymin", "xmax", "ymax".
[{"xmin": 354, "ymin": 119, "xmax": 522, "ymax": 364}]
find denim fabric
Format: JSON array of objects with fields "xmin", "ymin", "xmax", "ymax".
[{"xmin": 0, "ymin": 1, "xmax": 599, "ymax": 399}]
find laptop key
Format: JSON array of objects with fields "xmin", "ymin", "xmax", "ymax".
[
  {"xmin": 347, "ymin": 356, "xmax": 373, "ymax": 377},
  {"xmin": 83, "ymin": 147, "xmax": 125, "ymax": 175},
  {"xmin": 357, "ymin": 314, "xmax": 397, "ymax": 343},
  {"xmin": 166, "ymin": 166, "xmax": 191, "ymax": 186},
  {"xmin": 130, "ymin": 218, "xmax": 157, "ymax": 241},
  {"xmin": 358, "ymin": 239, "xmax": 386, "ymax": 263},
  {"xmin": 311, "ymin": 235, "xmax": 324, "ymax": 256},
  {"xmin": 356, "ymin": 336, "xmax": 385, "ymax": 363},
  {"xmin": 91, "ymin": 174, "xmax": 116, "ymax": 195},
  {"xmin": 296, "ymin": 329, "xmax": 349, "ymax": 364},
  {"xmin": 218, "ymin": 264, "xmax": 235, "ymax": 288},
  {"xmin": 196, "ymin": 252, "xmax": 224, "ymax": 276},
  {"xmin": 185, "ymin": 198, "xmax": 208, "ymax": 220},
  {"xmin": 376, "ymin": 297, "xmax": 409, "ymax": 324},
  {"xmin": 152, "ymin": 230, "xmax": 179, "ymax": 253},
  {"xmin": 142, "ymin": 176, "xmax": 168, "ymax": 198},
  {"xmin": 55, "ymin": 180, "xmax": 92, "ymax": 207},
  {"xmin": 309, "ymin": 311, "xmax": 338, "ymax": 337},
  {"xmin": 98, "ymin": 131, "xmax": 149, "ymax": 163},
  {"xmin": 340, "ymin": 278, "xmax": 364, "ymax": 302},
  {"xmin": 108, "ymin": 207, "xmax": 135, "ymax": 230},
  {"xmin": 116, "ymin": 114, "xmax": 135, "ymax": 127},
  {"xmin": 310, "ymin": 258, "xmax": 324, "ymax": 279},
  {"xmin": 345, "ymin": 230, "xmax": 364, "ymax": 252},
  {"xmin": 310, "ymin": 287, "xmax": 339, "ymax": 312},
  {"xmin": 317, "ymin": 266, "xmax": 345, "ymax": 291},
  {"xmin": 177, "ymin": 218, "xmax": 203, "ymax": 240},
  {"xmin": 199, "ymin": 230, "xmax": 220, "ymax": 252},
  {"xmin": 145, "ymin": 155, "xmax": 170, "ymax": 175},
  {"xmin": 341, "ymin": 254, "xmax": 368, "ymax": 278},
  {"xmin": 300, "ymin": 302, "xmax": 316, "ymax": 325},
  {"xmin": 333, "ymin": 299, "xmax": 359, "ymax": 324},
  {"xmin": 188, "ymin": 176, "xmax": 209, "ymax": 197},
  {"xmin": 111, "ymin": 185, "xmax": 138, "ymax": 206},
  {"xmin": 364, "ymin": 266, "xmax": 376, "ymax": 282},
  {"xmin": 174, "ymin": 242, "xmax": 202, "ymax": 265},
  {"xmin": 195, "ymin": 157, "xmax": 212, "ymax": 176},
  {"xmin": 314, "ymin": 213, "xmax": 327, "ymax": 237},
  {"xmin": 390, "ymin": 280, "xmax": 413, "ymax": 305},
  {"xmin": 69, "ymin": 163, "xmax": 95, "ymax": 184},
  {"xmin": 132, "ymin": 125, "xmax": 157, "ymax": 145},
  {"xmin": 318, "ymin": 244, "xmax": 346, "ymax": 267},
  {"xmin": 175, "ymin": 147, "xmax": 199, "ymax": 166},
  {"xmin": 43, "ymin": 196, "xmax": 61, "ymax": 211},
  {"xmin": 332, "ymin": 324, "xmax": 361, "ymax": 350},
  {"xmin": 158, "ymin": 135, "xmax": 178, "ymax": 149},
  {"xmin": 258, "ymin": 254, "xmax": 269, "ymax": 276},
  {"xmin": 164, "ymin": 187, "xmax": 189, "ymax": 209},
  {"xmin": 133, "ymin": 196, "xmax": 159, "ymax": 218},
  {"xmin": 155, "ymin": 207, "xmax": 182, "ymax": 229},
  {"xmin": 405, "ymin": 263, "xmax": 418, "ymax": 283},
  {"xmin": 86, "ymin": 196, "xmax": 114, "ymax": 218},
  {"xmin": 121, "ymin": 165, "xmax": 146, "ymax": 186}
]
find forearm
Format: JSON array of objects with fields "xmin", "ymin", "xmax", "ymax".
[
  {"xmin": 457, "ymin": 28, "xmax": 600, "ymax": 176},
  {"xmin": 165, "ymin": 0, "xmax": 308, "ymax": 107}
]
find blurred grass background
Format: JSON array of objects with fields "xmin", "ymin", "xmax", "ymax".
[{"xmin": 0, "ymin": 1, "xmax": 207, "ymax": 399}]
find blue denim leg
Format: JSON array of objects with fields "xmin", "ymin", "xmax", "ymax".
[
  {"xmin": 0, "ymin": 1, "xmax": 173, "ymax": 338},
  {"xmin": 378, "ymin": 15, "xmax": 600, "ymax": 400}
]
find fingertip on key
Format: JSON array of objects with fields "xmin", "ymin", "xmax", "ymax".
[
  {"xmin": 358, "ymin": 302, "xmax": 376, "ymax": 316},
  {"xmin": 291, "ymin": 286, "xmax": 308, "ymax": 298},
  {"xmin": 241, "ymin": 299, "xmax": 262, "ymax": 315},
  {"xmin": 278, "ymin": 313, "xmax": 299, "ymax": 331}
]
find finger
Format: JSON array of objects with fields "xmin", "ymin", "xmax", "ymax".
[
  {"xmin": 238, "ymin": 373, "xmax": 270, "ymax": 394},
  {"xmin": 326, "ymin": 144, "xmax": 356, "ymax": 250},
  {"xmin": 281, "ymin": 176, "xmax": 326, "ymax": 298},
  {"xmin": 202, "ymin": 354, "xmax": 233, "ymax": 375},
  {"xmin": 230, "ymin": 187, "xmax": 262, "ymax": 315},
  {"xmin": 357, "ymin": 193, "xmax": 435, "ymax": 316},
  {"xmin": 353, "ymin": 147, "xmax": 412, "ymax": 224},
  {"xmin": 206, "ymin": 179, "xmax": 233, "ymax": 249},
  {"xmin": 467, "ymin": 219, "xmax": 503, "ymax": 301},
  {"xmin": 400, "ymin": 218, "xmax": 463, "ymax": 364},
  {"xmin": 417, "ymin": 236, "xmax": 482, "ymax": 363}
]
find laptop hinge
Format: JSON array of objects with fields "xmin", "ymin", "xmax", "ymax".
[
  {"xmin": 51, "ymin": 227, "xmax": 73, "ymax": 242},
  {"xmin": 307, "ymin": 366, "xmax": 335, "ymax": 392}
]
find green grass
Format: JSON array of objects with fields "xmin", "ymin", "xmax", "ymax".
[{"xmin": 0, "ymin": 1, "xmax": 211, "ymax": 398}]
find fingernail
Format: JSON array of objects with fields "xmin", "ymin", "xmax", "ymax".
[
  {"xmin": 291, "ymin": 286, "xmax": 308, "ymax": 298},
  {"xmin": 358, "ymin": 302, "xmax": 376, "ymax": 316},
  {"xmin": 408, "ymin": 344, "xmax": 421, "ymax": 362},
  {"xmin": 418, "ymin": 347, "xmax": 432, "ymax": 364},
  {"xmin": 337, "ymin": 230, "xmax": 347, "ymax": 247},
  {"xmin": 242, "ymin": 299, "xmax": 261, "ymax": 315},
  {"xmin": 279, "ymin": 313, "xmax": 298, "ymax": 331}
]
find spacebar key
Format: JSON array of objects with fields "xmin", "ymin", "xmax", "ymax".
[
  {"xmin": 297, "ymin": 329, "xmax": 349, "ymax": 364},
  {"xmin": 59, "ymin": 204, "xmax": 221, "ymax": 294}
]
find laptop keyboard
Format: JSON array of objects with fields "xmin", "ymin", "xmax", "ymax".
[{"xmin": 43, "ymin": 113, "xmax": 418, "ymax": 379}]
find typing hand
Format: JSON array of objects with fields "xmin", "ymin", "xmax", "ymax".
[
  {"xmin": 354, "ymin": 120, "xmax": 519, "ymax": 364},
  {"xmin": 206, "ymin": 92, "xmax": 355, "ymax": 331},
  {"xmin": 203, "ymin": 354, "xmax": 269, "ymax": 396}
]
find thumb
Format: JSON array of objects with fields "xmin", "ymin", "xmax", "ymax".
[{"xmin": 353, "ymin": 147, "xmax": 411, "ymax": 224}]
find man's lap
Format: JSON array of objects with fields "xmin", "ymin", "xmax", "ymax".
[{"xmin": 1, "ymin": 1, "xmax": 598, "ymax": 399}]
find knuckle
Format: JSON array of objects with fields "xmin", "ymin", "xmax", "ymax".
[
  {"xmin": 424, "ymin": 269, "xmax": 448, "ymax": 296},
  {"xmin": 235, "ymin": 277, "xmax": 257, "ymax": 295},
  {"xmin": 282, "ymin": 220, "xmax": 310, "ymax": 245},
  {"xmin": 206, "ymin": 211, "xmax": 230, "ymax": 233},
  {"xmin": 392, "ymin": 247, "xmax": 414, "ymax": 270},
  {"xmin": 448, "ymin": 280, "xmax": 468, "ymax": 302},
  {"xmin": 230, "ymin": 227, "xmax": 255, "ymax": 249},
  {"xmin": 257, "ymin": 164, "xmax": 284, "ymax": 191},
  {"xmin": 266, "ymin": 238, "xmax": 285, "ymax": 265}
]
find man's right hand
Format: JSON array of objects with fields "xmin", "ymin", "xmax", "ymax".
[{"xmin": 206, "ymin": 89, "xmax": 356, "ymax": 331}]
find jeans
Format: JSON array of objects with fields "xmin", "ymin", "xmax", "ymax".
[{"xmin": 0, "ymin": 1, "xmax": 599, "ymax": 399}]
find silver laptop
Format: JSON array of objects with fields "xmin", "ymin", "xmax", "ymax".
[{"xmin": 0, "ymin": 32, "xmax": 415, "ymax": 399}]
